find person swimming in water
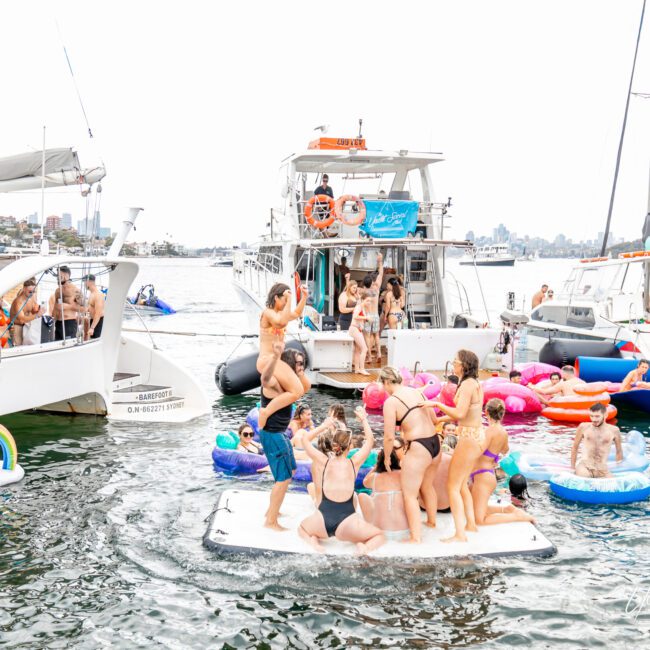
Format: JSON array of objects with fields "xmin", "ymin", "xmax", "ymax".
[
  {"xmin": 380, "ymin": 366, "xmax": 441, "ymax": 544},
  {"xmin": 298, "ymin": 407, "xmax": 385, "ymax": 555},
  {"xmin": 423, "ymin": 349, "xmax": 485, "ymax": 543},
  {"xmin": 257, "ymin": 282, "xmax": 309, "ymax": 430},
  {"xmin": 470, "ymin": 398, "xmax": 535, "ymax": 526}
]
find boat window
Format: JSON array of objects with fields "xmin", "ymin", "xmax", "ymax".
[
  {"xmin": 533, "ymin": 305, "xmax": 568, "ymax": 324},
  {"xmin": 566, "ymin": 306, "xmax": 596, "ymax": 329},
  {"xmin": 407, "ymin": 251, "xmax": 427, "ymax": 282}
]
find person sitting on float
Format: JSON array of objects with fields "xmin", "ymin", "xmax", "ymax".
[
  {"xmin": 256, "ymin": 282, "xmax": 309, "ymax": 430},
  {"xmin": 358, "ymin": 448, "xmax": 410, "ymax": 542},
  {"xmin": 469, "ymin": 398, "xmax": 535, "ymax": 526},
  {"xmin": 509, "ymin": 370, "xmax": 522, "ymax": 384},
  {"xmin": 620, "ymin": 358, "xmax": 650, "ymax": 392},
  {"xmin": 298, "ymin": 407, "xmax": 385, "ymax": 555},
  {"xmin": 531, "ymin": 365, "xmax": 583, "ymax": 402},
  {"xmin": 289, "ymin": 403, "xmax": 314, "ymax": 437},
  {"xmin": 292, "ymin": 414, "xmax": 338, "ymax": 461},
  {"xmin": 236, "ymin": 423, "xmax": 263, "ymax": 455}
]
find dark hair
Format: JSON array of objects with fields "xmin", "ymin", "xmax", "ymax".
[
  {"xmin": 376, "ymin": 449, "xmax": 401, "ymax": 473},
  {"xmin": 541, "ymin": 284, "xmax": 548, "ymax": 289},
  {"xmin": 447, "ymin": 374, "xmax": 460, "ymax": 385},
  {"xmin": 638, "ymin": 359, "xmax": 649, "ymax": 367},
  {"xmin": 589, "ymin": 402, "xmax": 607, "ymax": 414},
  {"xmin": 331, "ymin": 429, "xmax": 351, "ymax": 457},
  {"xmin": 281, "ymin": 348, "xmax": 304, "ymax": 372},
  {"xmin": 457, "ymin": 349, "xmax": 479, "ymax": 385},
  {"xmin": 59, "ymin": 265, "xmax": 71, "ymax": 275},
  {"xmin": 322, "ymin": 174, "xmax": 329, "ymax": 181},
  {"xmin": 83, "ymin": 274, "xmax": 96, "ymax": 281},
  {"xmin": 292, "ymin": 403, "xmax": 311, "ymax": 421},
  {"xmin": 549, "ymin": 372, "xmax": 561, "ymax": 380},
  {"xmin": 238, "ymin": 423, "xmax": 254, "ymax": 436},
  {"xmin": 509, "ymin": 370, "xmax": 522, "ymax": 380},
  {"xmin": 362, "ymin": 275, "xmax": 373, "ymax": 289},
  {"xmin": 341, "ymin": 256, "xmax": 347, "ymax": 263},
  {"xmin": 351, "ymin": 433, "xmax": 365, "ymax": 448},
  {"xmin": 23, "ymin": 279, "xmax": 36, "ymax": 288},
  {"xmin": 328, "ymin": 404, "xmax": 347, "ymax": 425},
  {"xmin": 390, "ymin": 279, "xmax": 400, "ymax": 300},
  {"xmin": 486, "ymin": 398, "xmax": 505, "ymax": 421},
  {"xmin": 561, "ymin": 365, "xmax": 575, "ymax": 374},
  {"xmin": 509, "ymin": 473, "xmax": 528, "ymax": 498},
  {"xmin": 266, "ymin": 282, "xmax": 290, "ymax": 308}
]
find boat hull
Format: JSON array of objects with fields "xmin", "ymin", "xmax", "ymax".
[{"xmin": 459, "ymin": 259, "xmax": 515, "ymax": 266}]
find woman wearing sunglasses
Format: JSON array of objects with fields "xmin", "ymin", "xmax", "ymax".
[{"xmin": 236, "ymin": 424, "xmax": 263, "ymax": 455}]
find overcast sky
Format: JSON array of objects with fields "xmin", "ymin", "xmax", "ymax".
[{"xmin": 1, "ymin": 0, "xmax": 649, "ymax": 247}]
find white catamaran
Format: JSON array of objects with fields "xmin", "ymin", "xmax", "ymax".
[
  {"xmin": 221, "ymin": 135, "xmax": 501, "ymax": 391},
  {"xmin": 0, "ymin": 148, "xmax": 210, "ymax": 422}
]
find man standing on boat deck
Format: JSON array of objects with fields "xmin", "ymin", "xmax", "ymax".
[
  {"xmin": 571, "ymin": 403, "xmax": 623, "ymax": 478},
  {"xmin": 10, "ymin": 279, "xmax": 43, "ymax": 346},
  {"xmin": 83, "ymin": 274, "xmax": 105, "ymax": 340},
  {"xmin": 53, "ymin": 266, "xmax": 83, "ymax": 341},
  {"xmin": 361, "ymin": 252, "xmax": 384, "ymax": 363},
  {"xmin": 314, "ymin": 173, "xmax": 334, "ymax": 199},
  {"xmin": 259, "ymin": 338, "xmax": 311, "ymax": 531},
  {"xmin": 531, "ymin": 284, "xmax": 548, "ymax": 308}
]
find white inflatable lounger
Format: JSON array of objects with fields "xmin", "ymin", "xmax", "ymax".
[{"xmin": 203, "ymin": 489, "xmax": 556, "ymax": 559}]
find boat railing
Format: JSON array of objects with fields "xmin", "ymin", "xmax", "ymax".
[
  {"xmin": 445, "ymin": 270, "xmax": 472, "ymax": 315},
  {"xmin": 234, "ymin": 251, "xmax": 283, "ymax": 298}
]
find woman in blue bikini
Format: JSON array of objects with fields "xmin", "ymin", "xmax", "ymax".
[
  {"xmin": 470, "ymin": 398, "xmax": 535, "ymax": 525},
  {"xmin": 298, "ymin": 406, "xmax": 385, "ymax": 555}
]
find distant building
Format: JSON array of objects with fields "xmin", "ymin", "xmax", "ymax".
[
  {"xmin": 98, "ymin": 227, "xmax": 111, "ymax": 239},
  {"xmin": 465, "ymin": 230, "xmax": 475, "ymax": 242},
  {"xmin": 61, "ymin": 212, "xmax": 72, "ymax": 229},
  {"xmin": 45, "ymin": 215, "xmax": 61, "ymax": 231},
  {"xmin": 0, "ymin": 215, "xmax": 16, "ymax": 227},
  {"xmin": 27, "ymin": 212, "xmax": 39, "ymax": 226}
]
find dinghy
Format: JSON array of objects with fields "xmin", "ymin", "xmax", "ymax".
[{"xmin": 203, "ymin": 489, "xmax": 556, "ymax": 559}]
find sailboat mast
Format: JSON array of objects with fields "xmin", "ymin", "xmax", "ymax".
[
  {"xmin": 40, "ymin": 126, "xmax": 45, "ymax": 247},
  {"xmin": 601, "ymin": 0, "xmax": 647, "ymax": 256}
]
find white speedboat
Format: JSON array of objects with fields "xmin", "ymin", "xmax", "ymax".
[
  {"xmin": 460, "ymin": 244, "xmax": 515, "ymax": 266},
  {"xmin": 224, "ymin": 134, "xmax": 501, "ymax": 391},
  {"xmin": 0, "ymin": 149, "xmax": 210, "ymax": 423},
  {"xmin": 525, "ymin": 253, "xmax": 650, "ymax": 357}
]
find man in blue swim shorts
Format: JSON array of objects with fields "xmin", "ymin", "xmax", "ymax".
[{"xmin": 259, "ymin": 339, "xmax": 311, "ymax": 530}]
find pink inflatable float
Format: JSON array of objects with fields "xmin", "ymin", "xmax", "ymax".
[
  {"xmin": 439, "ymin": 381, "xmax": 457, "ymax": 407},
  {"xmin": 362, "ymin": 382, "xmax": 389, "ymax": 410},
  {"xmin": 482, "ymin": 378, "xmax": 542, "ymax": 414},
  {"xmin": 514, "ymin": 362, "xmax": 562, "ymax": 386},
  {"xmin": 411, "ymin": 372, "xmax": 442, "ymax": 400}
]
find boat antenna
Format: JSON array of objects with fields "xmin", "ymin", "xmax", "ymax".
[
  {"xmin": 358, "ymin": 118, "xmax": 363, "ymax": 139},
  {"xmin": 600, "ymin": 0, "xmax": 646, "ymax": 256},
  {"xmin": 56, "ymin": 20, "xmax": 95, "ymax": 140}
]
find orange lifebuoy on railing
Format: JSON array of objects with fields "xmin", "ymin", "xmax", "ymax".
[
  {"xmin": 579, "ymin": 257, "xmax": 609, "ymax": 263},
  {"xmin": 304, "ymin": 194, "xmax": 335, "ymax": 229},
  {"xmin": 619, "ymin": 250, "xmax": 650, "ymax": 259},
  {"xmin": 334, "ymin": 195, "xmax": 366, "ymax": 226}
]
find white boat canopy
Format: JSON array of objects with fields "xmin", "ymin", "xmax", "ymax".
[
  {"xmin": 0, "ymin": 148, "xmax": 106, "ymax": 193},
  {"xmin": 287, "ymin": 149, "xmax": 445, "ymax": 174}
]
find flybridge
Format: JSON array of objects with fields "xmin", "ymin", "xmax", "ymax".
[{"xmin": 308, "ymin": 137, "xmax": 367, "ymax": 150}]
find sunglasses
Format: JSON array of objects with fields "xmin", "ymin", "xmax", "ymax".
[{"xmin": 241, "ymin": 431, "xmax": 254, "ymax": 438}]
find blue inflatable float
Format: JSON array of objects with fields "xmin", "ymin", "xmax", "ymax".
[
  {"xmin": 550, "ymin": 471, "xmax": 650, "ymax": 504},
  {"xmin": 611, "ymin": 389, "xmax": 650, "ymax": 414}
]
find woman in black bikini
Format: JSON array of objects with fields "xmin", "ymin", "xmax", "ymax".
[
  {"xmin": 380, "ymin": 366, "xmax": 442, "ymax": 544},
  {"xmin": 298, "ymin": 407, "xmax": 385, "ymax": 555}
]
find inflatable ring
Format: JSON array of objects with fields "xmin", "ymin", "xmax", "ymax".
[
  {"xmin": 579, "ymin": 257, "xmax": 609, "ymax": 263},
  {"xmin": 334, "ymin": 195, "xmax": 366, "ymax": 226},
  {"xmin": 574, "ymin": 382, "xmax": 610, "ymax": 396},
  {"xmin": 548, "ymin": 393, "xmax": 610, "ymax": 409},
  {"xmin": 305, "ymin": 194, "xmax": 335, "ymax": 229},
  {"xmin": 550, "ymin": 471, "xmax": 650, "ymax": 504},
  {"xmin": 619, "ymin": 250, "xmax": 650, "ymax": 259},
  {"xmin": 541, "ymin": 404, "xmax": 617, "ymax": 423},
  {"xmin": 294, "ymin": 271, "xmax": 302, "ymax": 303}
]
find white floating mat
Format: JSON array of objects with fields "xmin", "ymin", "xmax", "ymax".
[{"xmin": 203, "ymin": 489, "xmax": 556, "ymax": 559}]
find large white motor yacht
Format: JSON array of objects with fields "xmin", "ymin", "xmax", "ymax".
[
  {"xmin": 229, "ymin": 135, "xmax": 501, "ymax": 390},
  {"xmin": 525, "ymin": 253, "xmax": 650, "ymax": 357}
]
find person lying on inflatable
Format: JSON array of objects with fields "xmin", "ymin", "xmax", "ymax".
[
  {"xmin": 571, "ymin": 402, "xmax": 623, "ymax": 478},
  {"xmin": 620, "ymin": 358, "xmax": 650, "ymax": 392},
  {"xmin": 531, "ymin": 365, "xmax": 584, "ymax": 405}
]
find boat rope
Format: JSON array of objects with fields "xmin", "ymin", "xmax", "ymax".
[
  {"xmin": 56, "ymin": 20, "xmax": 95, "ymax": 140},
  {"xmin": 470, "ymin": 255, "xmax": 491, "ymax": 325},
  {"xmin": 203, "ymin": 497, "xmax": 232, "ymax": 523}
]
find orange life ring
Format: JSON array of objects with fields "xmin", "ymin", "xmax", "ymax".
[
  {"xmin": 294, "ymin": 272, "xmax": 302, "ymax": 302},
  {"xmin": 542, "ymin": 404, "xmax": 617, "ymax": 423},
  {"xmin": 579, "ymin": 257, "xmax": 608, "ymax": 263},
  {"xmin": 304, "ymin": 194, "xmax": 335, "ymax": 229},
  {"xmin": 334, "ymin": 195, "xmax": 366, "ymax": 226}
]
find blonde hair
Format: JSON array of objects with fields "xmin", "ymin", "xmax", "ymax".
[
  {"xmin": 486, "ymin": 398, "xmax": 506, "ymax": 422},
  {"xmin": 345, "ymin": 280, "xmax": 358, "ymax": 299},
  {"xmin": 379, "ymin": 366, "xmax": 402, "ymax": 385},
  {"xmin": 330, "ymin": 423, "xmax": 351, "ymax": 457}
]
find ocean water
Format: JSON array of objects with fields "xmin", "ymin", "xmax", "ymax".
[{"xmin": 1, "ymin": 257, "xmax": 649, "ymax": 648}]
